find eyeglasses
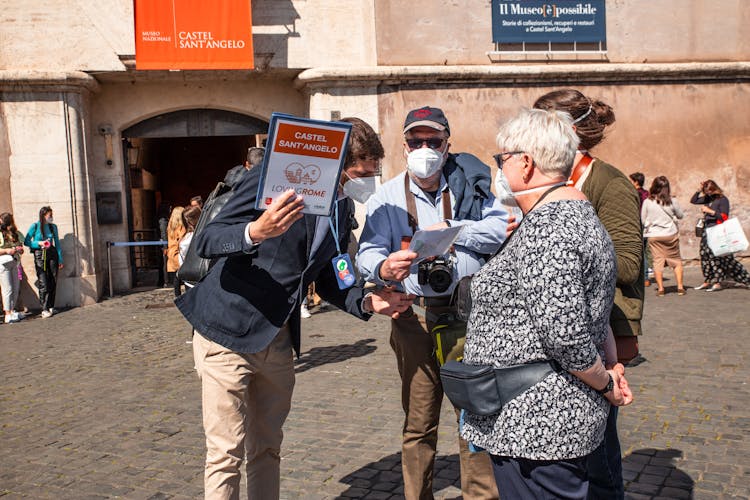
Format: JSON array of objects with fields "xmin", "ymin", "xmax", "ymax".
[
  {"xmin": 493, "ymin": 151, "xmax": 525, "ymax": 170},
  {"xmin": 406, "ymin": 137, "xmax": 445, "ymax": 150}
]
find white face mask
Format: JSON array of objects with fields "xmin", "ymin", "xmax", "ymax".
[
  {"xmin": 494, "ymin": 171, "xmax": 524, "ymax": 222},
  {"xmin": 342, "ymin": 173, "xmax": 377, "ymax": 204},
  {"xmin": 406, "ymin": 147, "xmax": 444, "ymax": 179}
]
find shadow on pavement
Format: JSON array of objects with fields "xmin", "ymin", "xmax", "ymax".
[
  {"xmin": 623, "ymin": 448, "xmax": 694, "ymax": 498},
  {"xmin": 294, "ymin": 338, "xmax": 377, "ymax": 373},
  {"xmin": 336, "ymin": 452, "xmax": 461, "ymax": 499}
]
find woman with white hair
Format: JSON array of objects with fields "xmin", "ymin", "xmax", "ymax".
[{"xmin": 459, "ymin": 108, "xmax": 632, "ymax": 498}]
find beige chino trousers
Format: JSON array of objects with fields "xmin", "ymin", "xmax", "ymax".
[{"xmin": 193, "ymin": 327, "xmax": 295, "ymax": 500}]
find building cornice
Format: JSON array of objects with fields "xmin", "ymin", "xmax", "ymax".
[
  {"xmin": 0, "ymin": 71, "xmax": 100, "ymax": 93},
  {"xmin": 295, "ymin": 62, "xmax": 750, "ymax": 90}
]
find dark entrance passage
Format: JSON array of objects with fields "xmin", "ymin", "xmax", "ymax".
[{"xmin": 122, "ymin": 109, "xmax": 268, "ymax": 287}]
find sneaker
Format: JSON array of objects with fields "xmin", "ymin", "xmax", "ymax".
[
  {"xmin": 300, "ymin": 304, "xmax": 311, "ymax": 319},
  {"xmin": 13, "ymin": 311, "xmax": 25, "ymax": 320},
  {"xmin": 4, "ymin": 313, "xmax": 19, "ymax": 324},
  {"xmin": 706, "ymin": 283, "xmax": 722, "ymax": 292},
  {"xmin": 40, "ymin": 310, "xmax": 53, "ymax": 318},
  {"xmin": 694, "ymin": 283, "xmax": 710, "ymax": 290}
]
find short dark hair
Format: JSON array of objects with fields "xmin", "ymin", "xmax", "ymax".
[
  {"xmin": 339, "ymin": 117, "xmax": 384, "ymax": 168},
  {"xmin": 246, "ymin": 147, "xmax": 265, "ymax": 167},
  {"xmin": 629, "ymin": 172, "xmax": 645, "ymax": 188},
  {"xmin": 190, "ymin": 195, "xmax": 203, "ymax": 208}
]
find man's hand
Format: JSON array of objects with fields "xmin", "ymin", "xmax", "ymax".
[
  {"xmin": 248, "ymin": 189, "xmax": 304, "ymax": 243},
  {"xmin": 370, "ymin": 288, "xmax": 416, "ymax": 319},
  {"xmin": 424, "ymin": 221, "xmax": 449, "ymax": 231},
  {"xmin": 379, "ymin": 250, "xmax": 418, "ymax": 282}
]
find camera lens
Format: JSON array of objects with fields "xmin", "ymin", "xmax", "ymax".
[{"xmin": 428, "ymin": 265, "xmax": 452, "ymax": 293}]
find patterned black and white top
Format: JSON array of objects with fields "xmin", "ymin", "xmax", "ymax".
[{"xmin": 461, "ymin": 200, "xmax": 616, "ymax": 460}]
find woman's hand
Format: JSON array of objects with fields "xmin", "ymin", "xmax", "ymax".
[
  {"xmin": 605, "ymin": 368, "xmax": 633, "ymax": 407},
  {"xmin": 59, "ymin": 263, "xmax": 64, "ymax": 270},
  {"xmin": 6, "ymin": 247, "xmax": 16, "ymax": 256},
  {"xmin": 700, "ymin": 205, "xmax": 714, "ymax": 215}
]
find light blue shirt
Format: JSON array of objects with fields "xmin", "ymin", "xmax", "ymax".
[{"xmin": 357, "ymin": 171, "xmax": 508, "ymax": 297}]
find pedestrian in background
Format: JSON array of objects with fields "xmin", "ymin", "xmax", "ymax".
[
  {"xmin": 534, "ymin": 89, "xmax": 643, "ymax": 500},
  {"xmin": 691, "ymin": 179, "xmax": 750, "ymax": 291},
  {"xmin": 190, "ymin": 196, "xmax": 204, "ymax": 209},
  {"xmin": 0, "ymin": 212, "xmax": 26, "ymax": 323},
  {"xmin": 641, "ymin": 176, "xmax": 685, "ymax": 296},
  {"xmin": 24, "ymin": 206, "xmax": 63, "ymax": 318},
  {"xmin": 166, "ymin": 206, "xmax": 186, "ymax": 297},
  {"xmin": 630, "ymin": 172, "xmax": 654, "ymax": 287},
  {"xmin": 178, "ymin": 205, "xmax": 201, "ymax": 266}
]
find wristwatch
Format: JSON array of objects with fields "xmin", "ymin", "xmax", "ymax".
[{"xmin": 596, "ymin": 373, "xmax": 614, "ymax": 395}]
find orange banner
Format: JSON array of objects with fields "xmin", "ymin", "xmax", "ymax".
[
  {"xmin": 135, "ymin": 0, "xmax": 254, "ymax": 70},
  {"xmin": 273, "ymin": 123, "xmax": 347, "ymax": 160}
]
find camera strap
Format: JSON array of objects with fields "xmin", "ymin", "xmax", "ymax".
[{"xmin": 404, "ymin": 174, "xmax": 452, "ymax": 235}]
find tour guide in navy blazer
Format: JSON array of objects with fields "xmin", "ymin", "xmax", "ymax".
[{"xmin": 176, "ymin": 117, "xmax": 413, "ymax": 500}]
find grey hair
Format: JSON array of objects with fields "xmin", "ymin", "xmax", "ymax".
[{"xmin": 496, "ymin": 108, "xmax": 580, "ymax": 179}]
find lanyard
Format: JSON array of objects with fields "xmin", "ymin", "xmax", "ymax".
[
  {"xmin": 568, "ymin": 152, "xmax": 594, "ymax": 187},
  {"xmin": 327, "ymin": 201, "xmax": 342, "ymax": 255}
]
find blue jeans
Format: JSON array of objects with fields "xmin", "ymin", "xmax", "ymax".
[{"xmin": 586, "ymin": 405, "xmax": 624, "ymax": 499}]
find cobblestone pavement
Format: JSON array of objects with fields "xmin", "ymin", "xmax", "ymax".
[{"xmin": 1, "ymin": 266, "xmax": 748, "ymax": 499}]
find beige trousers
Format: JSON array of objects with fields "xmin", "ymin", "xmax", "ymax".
[
  {"xmin": 390, "ymin": 308, "xmax": 499, "ymax": 500},
  {"xmin": 193, "ymin": 327, "xmax": 295, "ymax": 500}
]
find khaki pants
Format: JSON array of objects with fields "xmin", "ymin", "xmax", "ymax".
[
  {"xmin": 193, "ymin": 327, "xmax": 295, "ymax": 500},
  {"xmin": 390, "ymin": 308, "xmax": 499, "ymax": 500}
]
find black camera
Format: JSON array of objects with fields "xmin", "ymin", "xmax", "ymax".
[{"xmin": 417, "ymin": 257, "xmax": 453, "ymax": 293}]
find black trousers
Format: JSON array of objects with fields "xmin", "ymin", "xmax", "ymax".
[
  {"xmin": 33, "ymin": 248, "xmax": 58, "ymax": 311},
  {"xmin": 491, "ymin": 454, "xmax": 589, "ymax": 500}
]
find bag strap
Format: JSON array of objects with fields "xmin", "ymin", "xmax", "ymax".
[
  {"xmin": 404, "ymin": 174, "xmax": 452, "ymax": 235},
  {"xmin": 568, "ymin": 152, "xmax": 594, "ymax": 187},
  {"xmin": 655, "ymin": 200, "xmax": 679, "ymax": 230}
]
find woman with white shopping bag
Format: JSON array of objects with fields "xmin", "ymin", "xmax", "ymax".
[{"xmin": 690, "ymin": 179, "xmax": 750, "ymax": 291}]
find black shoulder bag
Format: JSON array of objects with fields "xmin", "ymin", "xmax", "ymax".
[{"xmin": 177, "ymin": 181, "xmax": 234, "ymax": 284}]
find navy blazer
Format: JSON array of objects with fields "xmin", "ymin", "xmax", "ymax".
[{"xmin": 175, "ymin": 166, "xmax": 370, "ymax": 355}]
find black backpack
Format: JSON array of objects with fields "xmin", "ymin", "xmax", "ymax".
[{"xmin": 177, "ymin": 178, "xmax": 236, "ymax": 284}]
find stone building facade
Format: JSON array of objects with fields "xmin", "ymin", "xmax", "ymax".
[{"xmin": 1, "ymin": 0, "xmax": 748, "ymax": 306}]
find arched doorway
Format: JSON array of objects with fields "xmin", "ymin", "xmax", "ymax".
[{"xmin": 121, "ymin": 109, "xmax": 268, "ymax": 286}]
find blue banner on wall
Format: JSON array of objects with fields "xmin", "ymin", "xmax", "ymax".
[{"xmin": 491, "ymin": 1, "xmax": 606, "ymax": 44}]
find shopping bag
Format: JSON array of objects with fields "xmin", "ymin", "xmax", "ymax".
[{"xmin": 705, "ymin": 217, "xmax": 749, "ymax": 257}]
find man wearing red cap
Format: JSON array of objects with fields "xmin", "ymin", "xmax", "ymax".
[{"xmin": 357, "ymin": 106, "xmax": 507, "ymax": 499}]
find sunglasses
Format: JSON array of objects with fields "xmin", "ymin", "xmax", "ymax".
[{"xmin": 406, "ymin": 137, "xmax": 445, "ymax": 150}]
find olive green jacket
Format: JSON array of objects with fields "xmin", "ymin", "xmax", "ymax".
[{"xmin": 582, "ymin": 159, "xmax": 644, "ymax": 337}]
